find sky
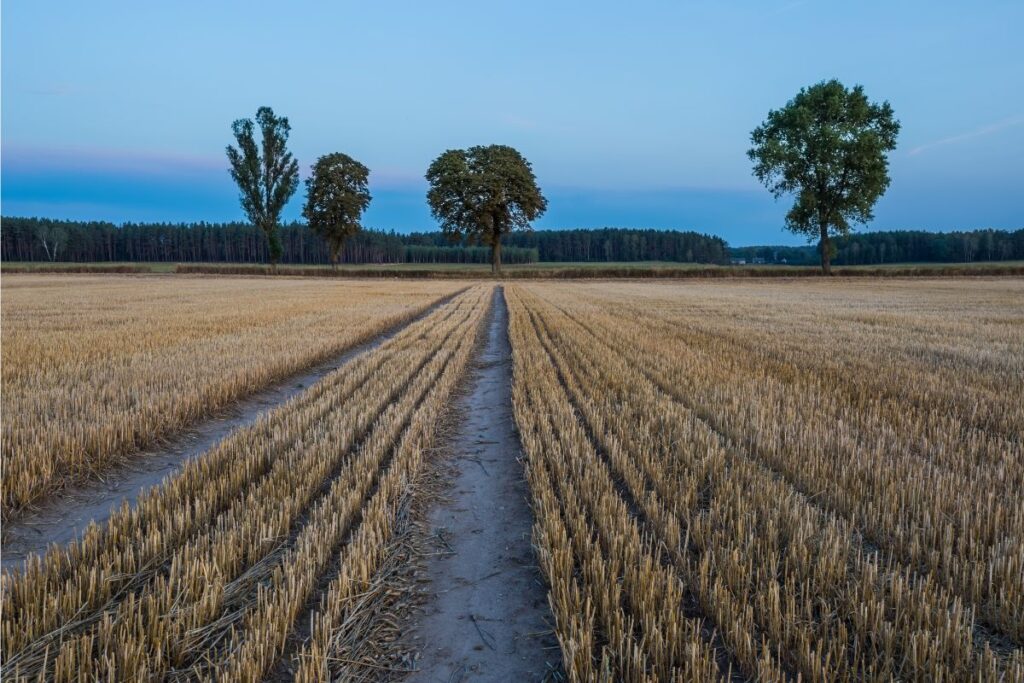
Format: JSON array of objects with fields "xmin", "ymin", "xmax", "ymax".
[{"xmin": 2, "ymin": 1, "xmax": 1022, "ymax": 246}]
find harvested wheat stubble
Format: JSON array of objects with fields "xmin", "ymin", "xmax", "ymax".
[
  {"xmin": 1, "ymin": 284, "xmax": 492, "ymax": 682},
  {"xmin": 507, "ymin": 279, "xmax": 1023, "ymax": 682},
  {"xmin": 4, "ymin": 276, "xmax": 1021, "ymax": 683},
  {"xmin": 0, "ymin": 274, "xmax": 466, "ymax": 520},
  {"xmin": 0, "ymin": 299, "xmax": 454, "ymax": 569}
]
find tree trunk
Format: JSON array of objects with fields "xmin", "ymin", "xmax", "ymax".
[
  {"xmin": 265, "ymin": 223, "xmax": 282, "ymax": 273},
  {"xmin": 492, "ymin": 239, "xmax": 502, "ymax": 276},
  {"xmin": 819, "ymin": 222, "xmax": 832, "ymax": 276},
  {"xmin": 331, "ymin": 245, "xmax": 340, "ymax": 272}
]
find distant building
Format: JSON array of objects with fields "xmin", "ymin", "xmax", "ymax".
[
  {"xmin": 730, "ymin": 257, "xmax": 747, "ymax": 265},
  {"xmin": 752, "ymin": 257, "xmax": 767, "ymax": 265}
]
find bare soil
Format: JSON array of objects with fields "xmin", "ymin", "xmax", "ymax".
[
  {"xmin": 0, "ymin": 298, "xmax": 456, "ymax": 571},
  {"xmin": 404, "ymin": 287, "xmax": 559, "ymax": 683}
]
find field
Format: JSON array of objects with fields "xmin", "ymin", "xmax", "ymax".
[
  {"xmin": 508, "ymin": 279, "xmax": 1023, "ymax": 681},
  {"xmin": 1, "ymin": 274, "xmax": 1022, "ymax": 681},
  {"xmin": 0, "ymin": 275, "xmax": 464, "ymax": 519}
]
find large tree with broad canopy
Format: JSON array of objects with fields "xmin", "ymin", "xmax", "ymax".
[{"xmin": 425, "ymin": 144, "xmax": 547, "ymax": 274}]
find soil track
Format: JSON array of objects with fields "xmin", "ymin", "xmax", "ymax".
[
  {"xmin": 0, "ymin": 294, "xmax": 460, "ymax": 570},
  {"xmin": 406, "ymin": 287, "xmax": 558, "ymax": 682}
]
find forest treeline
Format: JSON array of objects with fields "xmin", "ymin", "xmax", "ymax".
[
  {"xmin": 0, "ymin": 218, "xmax": 536, "ymax": 265},
  {"xmin": 407, "ymin": 227, "xmax": 729, "ymax": 263},
  {"xmin": 0, "ymin": 218, "xmax": 729, "ymax": 264},
  {"xmin": 3, "ymin": 217, "xmax": 1020, "ymax": 266},
  {"xmin": 731, "ymin": 228, "xmax": 1024, "ymax": 265}
]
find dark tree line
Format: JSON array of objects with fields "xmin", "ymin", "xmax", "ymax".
[
  {"xmin": 0, "ymin": 217, "xmax": 533, "ymax": 265},
  {"xmin": 6, "ymin": 218, "xmax": 1018, "ymax": 267},
  {"xmin": 403, "ymin": 227, "xmax": 729, "ymax": 264},
  {"xmin": 0, "ymin": 218, "xmax": 725, "ymax": 265},
  {"xmin": 731, "ymin": 229, "xmax": 1024, "ymax": 265}
]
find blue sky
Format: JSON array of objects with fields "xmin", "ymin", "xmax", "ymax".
[{"xmin": 2, "ymin": 1, "xmax": 1021, "ymax": 246}]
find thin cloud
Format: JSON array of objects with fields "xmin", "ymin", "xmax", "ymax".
[
  {"xmin": 908, "ymin": 116, "xmax": 1024, "ymax": 156},
  {"xmin": 370, "ymin": 167, "xmax": 426, "ymax": 189},
  {"xmin": 2, "ymin": 144, "xmax": 224, "ymax": 175}
]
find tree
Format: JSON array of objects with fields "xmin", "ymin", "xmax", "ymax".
[
  {"xmin": 37, "ymin": 221, "xmax": 67, "ymax": 261},
  {"xmin": 302, "ymin": 153, "xmax": 372, "ymax": 269},
  {"xmin": 425, "ymin": 144, "xmax": 547, "ymax": 274},
  {"xmin": 226, "ymin": 106, "xmax": 300, "ymax": 269},
  {"xmin": 748, "ymin": 79, "xmax": 900, "ymax": 274}
]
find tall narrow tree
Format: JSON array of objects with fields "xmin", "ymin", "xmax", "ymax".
[
  {"xmin": 425, "ymin": 145, "xmax": 547, "ymax": 274},
  {"xmin": 302, "ymin": 153, "xmax": 372, "ymax": 269},
  {"xmin": 226, "ymin": 106, "xmax": 300, "ymax": 268},
  {"xmin": 748, "ymin": 80, "xmax": 900, "ymax": 274}
]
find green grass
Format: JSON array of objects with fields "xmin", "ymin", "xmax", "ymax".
[
  {"xmin": 3, "ymin": 260, "xmax": 1022, "ymax": 278},
  {"xmin": 0, "ymin": 261, "xmax": 714, "ymax": 273},
  {"xmin": 326, "ymin": 261, "xmax": 722, "ymax": 272},
  {"xmin": 839, "ymin": 260, "xmax": 1024, "ymax": 270},
  {"xmin": 1, "ymin": 261, "xmax": 178, "ymax": 273}
]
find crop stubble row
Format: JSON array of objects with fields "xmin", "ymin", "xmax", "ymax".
[
  {"xmin": 508, "ymin": 280, "xmax": 1023, "ymax": 682},
  {"xmin": 0, "ymin": 275, "xmax": 464, "ymax": 519},
  {"xmin": 2, "ymin": 283, "xmax": 492, "ymax": 681},
  {"xmin": 3, "ymin": 277, "xmax": 1020, "ymax": 682}
]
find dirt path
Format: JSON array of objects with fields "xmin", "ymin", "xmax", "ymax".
[
  {"xmin": 406, "ymin": 287, "xmax": 558, "ymax": 682},
  {"xmin": 1, "ymin": 295, "xmax": 460, "ymax": 571}
]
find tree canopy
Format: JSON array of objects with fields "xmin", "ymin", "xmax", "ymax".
[
  {"xmin": 425, "ymin": 145, "xmax": 547, "ymax": 273},
  {"xmin": 226, "ymin": 106, "xmax": 300, "ymax": 267},
  {"xmin": 748, "ymin": 79, "xmax": 900, "ymax": 274},
  {"xmin": 302, "ymin": 153, "xmax": 372, "ymax": 268}
]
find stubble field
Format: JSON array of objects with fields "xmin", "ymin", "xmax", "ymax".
[
  {"xmin": 509, "ymin": 279, "xmax": 1023, "ymax": 681},
  {"xmin": 0, "ymin": 275, "xmax": 464, "ymax": 519},
  {"xmin": 1, "ymin": 274, "xmax": 1021, "ymax": 681}
]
